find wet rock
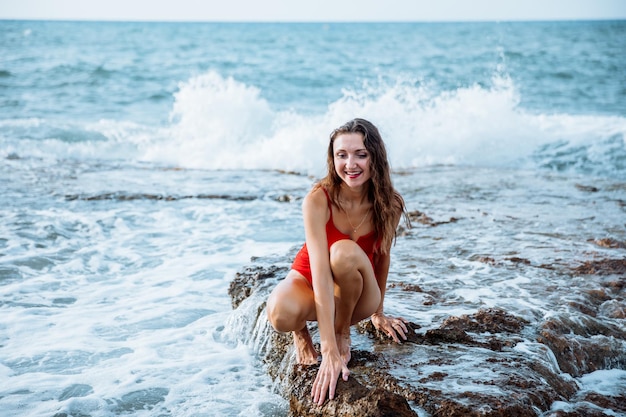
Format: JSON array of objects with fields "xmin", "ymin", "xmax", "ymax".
[
  {"xmin": 544, "ymin": 390, "xmax": 626, "ymax": 417},
  {"xmin": 476, "ymin": 256, "xmax": 497, "ymax": 265},
  {"xmin": 505, "ymin": 256, "xmax": 532, "ymax": 265},
  {"xmin": 572, "ymin": 258, "xmax": 626, "ymax": 275},
  {"xmin": 275, "ymin": 194, "xmax": 296, "ymax": 202},
  {"xmin": 407, "ymin": 210, "xmax": 459, "ymax": 227},
  {"xmin": 575, "ymin": 184, "xmax": 599, "ymax": 192},
  {"xmin": 599, "ymin": 299, "xmax": 626, "ymax": 319},
  {"xmin": 545, "ymin": 407, "xmax": 614, "ymax": 417},
  {"xmin": 440, "ymin": 307, "xmax": 528, "ymax": 334},
  {"xmin": 228, "ymin": 263, "xmax": 289, "ymax": 309},
  {"xmin": 228, "ymin": 254, "xmax": 620, "ymax": 417},
  {"xmin": 567, "ymin": 277, "xmax": 626, "ymax": 318},
  {"xmin": 386, "ymin": 281, "xmax": 438, "ymax": 305},
  {"xmin": 65, "ymin": 192, "xmax": 258, "ymax": 202},
  {"xmin": 399, "ymin": 308, "xmax": 526, "ymax": 352},
  {"xmin": 589, "ymin": 238, "xmax": 626, "ymax": 249},
  {"xmin": 288, "ymin": 363, "xmax": 417, "ymax": 417},
  {"xmin": 356, "ymin": 312, "xmax": 515, "ymax": 350},
  {"xmin": 387, "ymin": 282, "xmax": 425, "ymax": 292},
  {"xmin": 473, "ymin": 255, "xmax": 532, "ymax": 267},
  {"xmin": 537, "ymin": 314, "xmax": 626, "ymax": 377},
  {"xmin": 354, "ymin": 310, "xmax": 576, "ymax": 416},
  {"xmin": 578, "ymin": 392, "xmax": 626, "ymax": 414},
  {"xmin": 357, "ymin": 319, "xmax": 424, "ymax": 344}
]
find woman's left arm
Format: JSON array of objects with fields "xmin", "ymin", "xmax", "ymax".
[
  {"xmin": 371, "ymin": 209, "xmax": 409, "ymax": 343},
  {"xmin": 371, "ymin": 252, "xmax": 408, "ymax": 342}
]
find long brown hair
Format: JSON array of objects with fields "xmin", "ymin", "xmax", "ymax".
[{"xmin": 317, "ymin": 118, "xmax": 409, "ymax": 254}]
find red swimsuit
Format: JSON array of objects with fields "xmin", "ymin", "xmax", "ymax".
[{"xmin": 291, "ymin": 188, "xmax": 380, "ymax": 284}]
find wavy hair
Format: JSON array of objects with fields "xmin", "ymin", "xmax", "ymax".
[{"xmin": 317, "ymin": 118, "xmax": 409, "ymax": 254}]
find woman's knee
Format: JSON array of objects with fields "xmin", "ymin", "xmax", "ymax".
[
  {"xmin": 266, "ymin": 275, "xmax": 313, "ymax": 332},
  {"xmin": 267, "ymin": 289, "xmax": 294, "ymax": 332},
  {"xmin": 330, "ymin": 240, "xmax": 367, "ymax": 277}
]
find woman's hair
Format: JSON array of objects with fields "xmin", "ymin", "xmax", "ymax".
[{"xmin": 318, "ymin": 118, "xmax": 409, "ymax": 254}]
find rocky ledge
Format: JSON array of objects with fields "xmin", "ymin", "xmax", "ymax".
[{"xmin": 228, "ymin": 252, "xmax": 626, "ymax": 417}]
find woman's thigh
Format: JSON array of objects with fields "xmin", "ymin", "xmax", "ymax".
[{"xmin": 329, "ymin": 240, "xmax": 381, "ymax": 323}]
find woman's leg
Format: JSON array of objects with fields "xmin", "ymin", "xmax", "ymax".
[
  {"xmin": 329, "ymin": 239, "xmax": 381, "ymax": 363},
  {"xmin": 266, "ymin": 270, "xmax": 318, "ymax": 364}
]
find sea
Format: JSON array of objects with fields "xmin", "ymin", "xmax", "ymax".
[{"xmin": 0, "ymin": 20, "xmax": 625, "ymax": 417}]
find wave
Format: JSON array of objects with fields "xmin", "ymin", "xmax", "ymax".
[{"xmin": 2, "ymin": 70, "xmax": 625, "ymax": 177}]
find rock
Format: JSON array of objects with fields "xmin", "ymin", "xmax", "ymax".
[
  {"xmin": 228, "ymin": 252, "xmax": 622, "ymax": 416},
  {"xmin": 440, "ymin": 307, "xmax": 528, "ymax": 334},
  {"xmin": 572, "ymin": 258, "xmax": 626, "ymax": 275},
  {"xmin": 599, "ymin": 299, "xmax": 626, "ymax": 319},
  {"xmin": 544, "ymin": 390, "xmax": 626, "ymax": 417},
  {"xmin": 287, "ymin": 363, "xmax": 417, "ymax": 417},
  {"xmin": 537, "ymin": 314, "xmax": 626, "ymax": 377},
  {"xmin": 407, "ymin": 210, "xmax": 459, "ymax": 227},
  {"xmin": 574, "ymin": 184, "xmax": 600, "ymax": 192},
  {"xmin": 228, "ymin": 263, "xmax": 290, "ymax": 309},
  {"xmin": 578, "ymin": 392, "xmax": 626, "ymax": 414},
  {"xmin": 589, "ymin": 238, "xmax": 626, "ymax": 249},
  {"xmin": 355, "ymin": 310, "xmax": 578, "ymax": 417}
]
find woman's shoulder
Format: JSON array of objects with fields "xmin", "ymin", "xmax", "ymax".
[
  {"xmin": 303, "ymin": 185, "xmax": 329, "ymax": 211},
  {"xmin": 302, "ymin": 185, "xmax": 331, "ymax": 227}
]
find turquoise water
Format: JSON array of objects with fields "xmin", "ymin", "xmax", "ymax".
[
  {"xmin": 0, "ymin": 20, "xmax": 625, "ymax": 416},
  {"xmin": 2, "ymin": 21, "xmax": 625, "ymax": 175},
  {"xmin": 2, "ymin": 21, "xmax": 625, "ymax": 120}
]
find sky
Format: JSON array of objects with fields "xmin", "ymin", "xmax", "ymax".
[{"xmin": 0, "ymin": 0, "xmax": 625, "ymax": 22}]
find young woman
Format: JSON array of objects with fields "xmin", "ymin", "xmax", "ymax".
[{"xmin": 266, "ymin": 118, "xmax": 409, "ymax": 405}]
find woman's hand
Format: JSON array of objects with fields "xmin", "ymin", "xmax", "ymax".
[
  {"xmin": 371, "ymin": 312, "xmax": 408, "ymax": 343},
  {"xmin": 311, "ymin": 350, "xmax": 350, "ymax": 406}
]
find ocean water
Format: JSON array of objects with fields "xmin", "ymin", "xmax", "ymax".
[{"xmin": 0, "ymin": 20, "xmax": 625, "ymax": 416}]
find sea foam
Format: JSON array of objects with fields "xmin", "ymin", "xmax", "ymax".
[{"xmin": 2, "ymin": 70, "xmax": 624, "ymax": 177}]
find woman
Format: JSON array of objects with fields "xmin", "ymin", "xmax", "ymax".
[{"xmin": 266, "ymin": 118, "xmax": 409, "ymax": 405}]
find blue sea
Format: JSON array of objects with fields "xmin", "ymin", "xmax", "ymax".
[{"xmin": 0, "ymin": 20, "xmax": 625, "ymax": 416}]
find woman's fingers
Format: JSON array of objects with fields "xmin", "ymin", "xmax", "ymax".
[
  {"xmin": 311, "ymin": 354, "xmax": 347, "ymax": 405},
  {"xmin": 385, "ymin": 316, "xmax": 408, "ymax": 343},
  {"xmin": 395, "ymin": 319, "xmax": 408, "ymax": 340},
  {"xmin": 372, "ymin": 314, "xmax": 411, "ymax": 343},
  {"xmin": 312, "ymin": 370, "xmax": 331, "ymax": 405}
]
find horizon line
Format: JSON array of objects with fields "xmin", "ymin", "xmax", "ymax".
[{"xmin": 1, "ymin": 16, "xmax": 625, "ymax": 24}]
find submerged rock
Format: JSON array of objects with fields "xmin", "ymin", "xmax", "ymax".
[
  {"xmin": 538, "ymin": 314, "xmax": 626, "ymax": 377},
  {"xmin": 228, "ymin": 252, "xmax": 624, "ymax": 416},
  {"xmin": 406, "ymin": 210, "xmax": 459, "ymax": 227},
  {"xmin": 572, "ymin": 258, "xmax": 626, "ymax": 275},
  {"xmin": 589, "ymin": 238, "xmax": 626, "ymax": 249}
]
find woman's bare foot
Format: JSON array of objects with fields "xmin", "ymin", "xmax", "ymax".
[
  {"xmin": 293, "ymin": 326, "xmax": 318, "ymax": 365},
  {"xmin": 336, "ymin": 329, "xmax": 351, "ymax": 365}
]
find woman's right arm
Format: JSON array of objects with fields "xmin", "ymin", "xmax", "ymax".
[{"xmin": 302, "ymin": 188, "xmax": 349, "ymax": 404}]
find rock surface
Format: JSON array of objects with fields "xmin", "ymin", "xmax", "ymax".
[{"xmin": 228, "ymin": 251, "xmax": 626, "ymax": 417}]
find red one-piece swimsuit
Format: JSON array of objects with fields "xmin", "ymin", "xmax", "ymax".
[{"xmin": 291, "ymin": 188, "xmax": 380, "ymax": 284}]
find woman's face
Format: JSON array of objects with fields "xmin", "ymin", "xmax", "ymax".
[{"xmin": 333, "ymin": 132, "xmax": 371, "ymax": 189}]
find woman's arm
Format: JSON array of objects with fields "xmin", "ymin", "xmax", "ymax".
[
  {"xmin": 302, "ymin": 188, "xmax": 349, "ymax": 404},
  {"xmin": 303, "ymin": 188, "xmax": 338, "ymax": 355},
  {"xmin": 371, "ymin": 208, "xmax": 408, "ymax": 343}
]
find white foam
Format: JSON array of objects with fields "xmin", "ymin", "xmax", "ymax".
[
  {"xmin": 2, "ymin": 71, "xmax": 624, "ymax": 177},
  {"xmin": 579, "ymin": 369, "xmax": 626, "ymax": 397}
]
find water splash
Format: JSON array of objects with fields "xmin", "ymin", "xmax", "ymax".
[{"xmin": 2, "ymin": 71, "xmax": 625, "ymax": 177}]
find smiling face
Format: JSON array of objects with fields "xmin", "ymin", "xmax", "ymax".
[{"xmin": 332, "ymin": 132, "xmax": 371, "ymax": 189}]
